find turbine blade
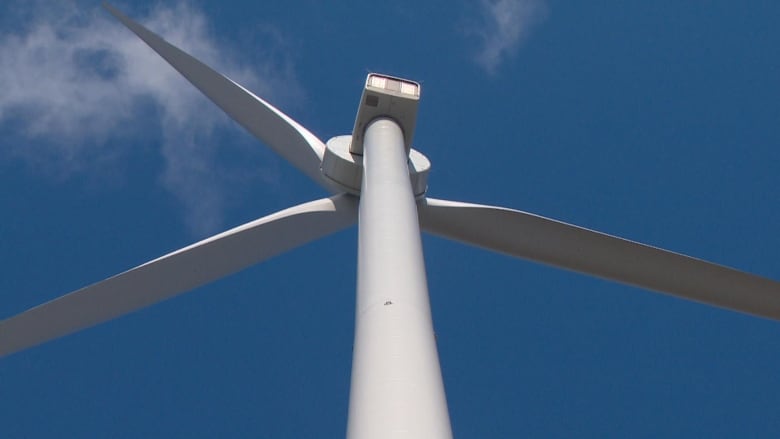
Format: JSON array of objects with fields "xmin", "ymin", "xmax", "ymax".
[
  {"xmin": 103, "ymin": 3, "xmax": 330, "ymax": 189},
  {"xmin": 1, "ymin": 194, "xmax": 357, "ymax": 357},
  {"xmin": 418, "ymin": 198, "xmax": 780, "ymax": 320}
]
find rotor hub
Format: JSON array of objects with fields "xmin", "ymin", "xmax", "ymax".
[{"xmin": 321, "ymin": 135, "xmax": 431, "ymax": 197}]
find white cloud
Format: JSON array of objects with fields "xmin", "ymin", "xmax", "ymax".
[
  {"xmin": 472, "ymin": 0, "xmax": 547, "ymax": 75},
  {"xmin": 0, "ymin": 2, "xmax": 301, "ymax": 236}
]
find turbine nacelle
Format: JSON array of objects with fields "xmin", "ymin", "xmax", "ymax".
[{"xmin": 350, "ymin": 73, "xmax": 420, "ymax": 155}]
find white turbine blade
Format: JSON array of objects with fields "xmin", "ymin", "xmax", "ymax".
[
  {"xmin": 0, "ymin": 194, "xmax": 357, "ymax": 357},
  {"xmin": 103, "ymin": 3, "xmax": 329, "ymax": 189},
  {"xmin": 419, "ymin": 198, "xmax": 780, "ymax": 320}
]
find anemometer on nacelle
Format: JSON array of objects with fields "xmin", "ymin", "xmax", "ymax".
[{"xmin": 321, "ymin": 73, "xmax": 431, "ymax": 197}]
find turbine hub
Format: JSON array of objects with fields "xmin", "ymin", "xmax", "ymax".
[{"xmin": 321, "ymin": 135, "xmax": 430, "ymax": 197}]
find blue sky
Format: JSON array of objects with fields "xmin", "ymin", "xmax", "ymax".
[{"xmin": 1, "ymin": 1, "xmax": 779, "ymax": 437}]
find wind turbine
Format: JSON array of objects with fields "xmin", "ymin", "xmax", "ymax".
[{"xmin": 2, "ymin": 4, "xmax": 780, "ymax": 438}]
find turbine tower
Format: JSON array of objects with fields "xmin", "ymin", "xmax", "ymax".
[{"xmin": 2, "ymin": 4, "xmax": 779, "ymax": 438}]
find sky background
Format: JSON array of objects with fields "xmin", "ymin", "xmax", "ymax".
[{"xmin": 1, "ymin": 1, "xmax": 779, "ymax": 437}]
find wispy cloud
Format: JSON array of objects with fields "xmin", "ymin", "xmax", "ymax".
[
  {"xmin": 471, "ymin": 0, "xmax": 547, "ymax": 75},
  {"xmin": 0, "ymin": 2, "xmax": 301, "ymax": 236}
]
